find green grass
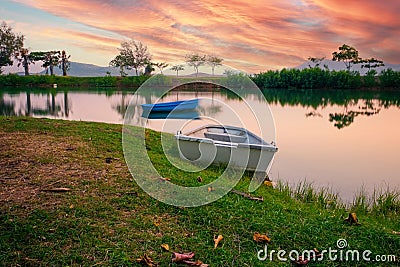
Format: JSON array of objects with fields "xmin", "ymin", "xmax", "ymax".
[
  {"xmin": 0, "ymin": 116, "xmax": 399, "ymax": 266},
  {"xmin": 0, "ymin": 74, "xmax": 149, "ymax": 88}
]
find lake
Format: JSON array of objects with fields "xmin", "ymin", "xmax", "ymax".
[{"xmin": 1, "ymin": 88, "xmax": 399, "ymax": 202}]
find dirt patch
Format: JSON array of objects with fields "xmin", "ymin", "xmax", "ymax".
[{"xmin": 0, "ymin": 131, "xmax": 106, "ymax": 212}]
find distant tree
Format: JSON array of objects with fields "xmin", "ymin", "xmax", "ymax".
[
  {"xmin": 207, "ymin": 55, "xmax": 223, "ymax": 75},
  {"xmin": 15, "ymin": 48, "xmax": 31, "ymax": 75},
  {"xmin": 15, "ymin": 48, "xmax": 46, "ymax": 76},
  {"xmin": 307, "ymin": 56, "xmax": 325, "ymax": 68},
  {"xmin": 114, "ymin": 40, "xmax": 152, "ymax": 76},
  {"xmin": 185, "ymin": 53, "xmax": 206, "ymax": 77},
  {"xmin": 144, "ymin": 63, "xmax": 154, "ymax": 76},
  {"xmin": 153, "ymin": 62, "xmax": 169, "ymax": 74},
  {"xmin": 171, "ymin": 64, "xmax": 184, "ymax": 77},
  {"xmin": 109, "ymin": 54, "xmax": 127, "ymax": 77},
  {"xmin": 0, "ymin": 21, "xmax": 24, "ymax": 74},
  {"xmin": 42, "ymin": 51, "xmax": 60, "ymax": 75},
  {"xmin": 332, "ymin": 44, "xmax": 361, "ymax": 71},
  {"xmin": 360, "ymin": 57, "xmax": 384, "ymax": 72},
  {"xmin": 59, "ymin": 50, "xmax": 71, "ymax": 76}
]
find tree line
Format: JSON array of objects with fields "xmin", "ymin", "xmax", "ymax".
[
  {"xmin": 109, "ymin": 40, "xmax": 223, "ymax": 77},
  {"xmin": 0, "ymin": 21, "xmax": 71, "ymax": 76},
  {"xmin": 253, "ymin": 44, "xmax": 399, "ymax": 89}
]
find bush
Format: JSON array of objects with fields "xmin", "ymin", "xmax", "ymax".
[{"xmin": 379, "ymin": 68, "xmax": 400, "ymax": 88}]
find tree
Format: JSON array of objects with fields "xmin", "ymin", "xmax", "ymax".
[
  {"xmin": 307, "ymin": 56, "xmax": 325, "ymax": 68},
  {"xmin": 207, "ymin": 55, "xmax": 223, "ymax": 75},
  {"xmin": 109, "ymin": 54, "xmax": 127, "ymax": 77},
  {"xmin": 15, "ymin": 48, "xmax": 31, "ymax": 76},
  {"xmin": 185, "ymin": 53, "xmax": 206, "ymax": 77},
  {"xmin": 144, "ymin": 63, "xmax": 154, "ymax": 76},
  {"xmin": 171, "ymin": 64, "xmax": 184, "ymax": 77},
  {"xmin": 153, "ymin": 62, "xmax": 169, "ymax": 74},
  {"xmin": 42, "ymin": 51, "xmax": 60, "ymax": 75},
  {"xmin": 15, "ymin": 49, "xmax": 45, "ymax": 76},
  {"xmin": 59, "ymin": 50, "xmax": 71, "ymax": 76},
  {"xmin": 332, "ymin": 44, "xmax": 361, "ymax": 71},
  {"xmin": 113, "ymin": 40, "xmax": 152, "ymax": 76},
  {"xmin": 0, "ymin": 21, "xmax": 24, "ymax": 74},
  {"xmin": 360, "ymin": 57, "xmax": 384, "ymax": 72}
]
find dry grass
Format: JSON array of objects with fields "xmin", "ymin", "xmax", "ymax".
[{"xmin": 0, "ymin": 129, "xmax": 129, "ymax": 213}]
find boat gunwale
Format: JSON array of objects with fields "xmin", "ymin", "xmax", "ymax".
[{"xmin": 175, "ymin": 124, "xmax": 278, "ymax": 151}]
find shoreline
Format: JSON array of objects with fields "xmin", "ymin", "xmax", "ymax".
[{"xmin": 0, "ymin": 116, "xmax": 398, "ymax": 266}]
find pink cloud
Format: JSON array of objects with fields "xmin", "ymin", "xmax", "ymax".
[{"xmin": 10, "ymin": 0, "xmax": 400, "ymax": 72}]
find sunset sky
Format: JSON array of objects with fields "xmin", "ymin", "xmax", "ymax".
[{"xmin": 1, "ymin": 0, "xmax": 399, "ymax": 73}]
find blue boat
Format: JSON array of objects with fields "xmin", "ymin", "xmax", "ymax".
[
  {"xmin": 141, "ymin": 99, "xmax": 199, "ymax": 113},
  {"xmin": 141, "ymin": 110, "xmax": 200, "ymax": 120}
]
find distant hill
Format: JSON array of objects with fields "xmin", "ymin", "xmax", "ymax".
[
  {"xmin": 296, "ymin": 59, "xmax": 400, "ymax": 74},
  {"xmin": 2, "ymin": 61, "xmax": 132, "ymax": 77},
  {"xmin": 3, "ymin": 59, "xmax": 400, "ymax": 77},
  {"xmin": 38, "ymin": 62, "xmax": 124, "ymax": 77}
]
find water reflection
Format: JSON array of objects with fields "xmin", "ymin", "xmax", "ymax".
[
  {"xmin": 1, "ymin": 88, "xmax": 399, "ymax": 201},
  {"xmin": 1, "ymin": 88, "xmax": 400, "ymax": 128},
  {"xmin": 261, "ymin": 89, "xmax": 400, "ymax": 129}
]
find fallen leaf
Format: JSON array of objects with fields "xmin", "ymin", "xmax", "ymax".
[
  {"xmin": 136, "ymin": 254, "xmax": 156, "ymax": 267},
  {"xmin": 392, "ymin": 231, "xmax": 400, "ymax": 235},
  {"xmin": 171, "ymin": 252, "xmax": 195, "ymax": 263},
  {"xmin": 292, "ymin": 248, "xmax": 320, "ymax": 266},
  {"xmin": 214, "ymin": 234, "xmax": 223, "ymax": 249},
  {"xmin": 159, "ymin": 177, "xmax": 171, "ymax": 182},
  {"xmin": 197, "ymin": 176, "xmax": 203, "ymax": 182},
  {"xmin": 182, "ymin": 259, "xmax": 209, "ymax": 266},
  {"xmin": 161, "ymin": 244, "xmax": 169, "ymax": 251},
  {"xmin": 208, "ymin": 186, "xmax": 214, "ymax": 192},
  {"xmin": 344, "ymin": 213, "xmax": 360, "ymax": 225},
  {"xmin": 253, "ymin": 232, "xmax": 271, "ymax": 243},
  {"xmin": 291, "ymin": 256, "xmax": 310, "ymax": 266},
  {"xmin": 153, "ymin": 218, "xmax": 161, "ymax": 227},
  {"xmin": 263, "ymin": 180, "xmax": 273, "ymax": 187}
]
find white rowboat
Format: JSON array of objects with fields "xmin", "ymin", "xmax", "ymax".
[{"xmin": 175, "ymin": 125, "xmax": 277, "ymax": 179}]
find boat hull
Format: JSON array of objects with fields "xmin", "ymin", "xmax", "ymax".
[
  {"xmin": 175, "ymin": 125, "xmax": 277, "ymax": 177},
  {"xmin": 141, "ymin": 99, "xmax": 199, "ymax": 113}
]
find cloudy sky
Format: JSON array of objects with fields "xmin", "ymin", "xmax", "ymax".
[{"xmin": 1, "ymin": 0, "xmax": 399, "ymax": 73}]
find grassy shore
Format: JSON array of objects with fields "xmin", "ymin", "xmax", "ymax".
[{"xmin": 0, "ymin": 117, "xmax": 399, "ymax": 266}]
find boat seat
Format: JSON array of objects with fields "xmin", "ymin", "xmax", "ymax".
[{"xmin": 204, "ymin": 132, "xmax": 247, "ymax": 143}]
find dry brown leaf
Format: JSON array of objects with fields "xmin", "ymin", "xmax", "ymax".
[
  {"xmin": 161, "ymin": 243, "xmax": 169, "ymax": 251},
  {"xmin": 136, "ymin": 254, "xmax": 156, "ymax": 267},
  {"xmin": 197, "ymin": 176, "xmax": 203, "ymax": 182},
  {"xmin": 153, "ymin": 218, "xmax": 161, "ymax": 227},
  {"xmin": 263, "ymin": 180, "xmax": 273, "ymax": 187},
  {"xmin": 344, "ymin": 212, "xmax": 360, "ymax": 225},
  {"xmin": 253, "ymin": 232, "xmax": 271, "ymax": 243},
  {"xmin": 213, "ymin": 234, "xmax": 223, "ymax": 249},
  {"xmin": 171, "ymin": 252, "xmax": 195, "ymax": 263},
  {"xmin": 159, "ymin": 177, "xmax": 171, "ymax": 182},
  {"xmin": 182, "ymin": 259, "xmax": 209, "ymax": 266},
  {"xmin": 392, "ymin": 231, "xmax": 400, "ymax": 235},
  {"xmin": 208, "ymin": 186, "xmax": 214, "ymax": 192}
]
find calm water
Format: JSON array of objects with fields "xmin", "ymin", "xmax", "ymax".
[{"xmin": 1, "ymin": 88, "xmax": 400, "ymax": 201}]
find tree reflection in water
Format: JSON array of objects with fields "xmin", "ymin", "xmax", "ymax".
[{"xmin": 262, "ymin": 89, "xmax": 400, "ymax": 129}]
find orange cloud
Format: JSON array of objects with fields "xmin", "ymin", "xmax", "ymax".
[{"xmin": 10, "ymin": 0, "xmax": 400, "ymax": 72}]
